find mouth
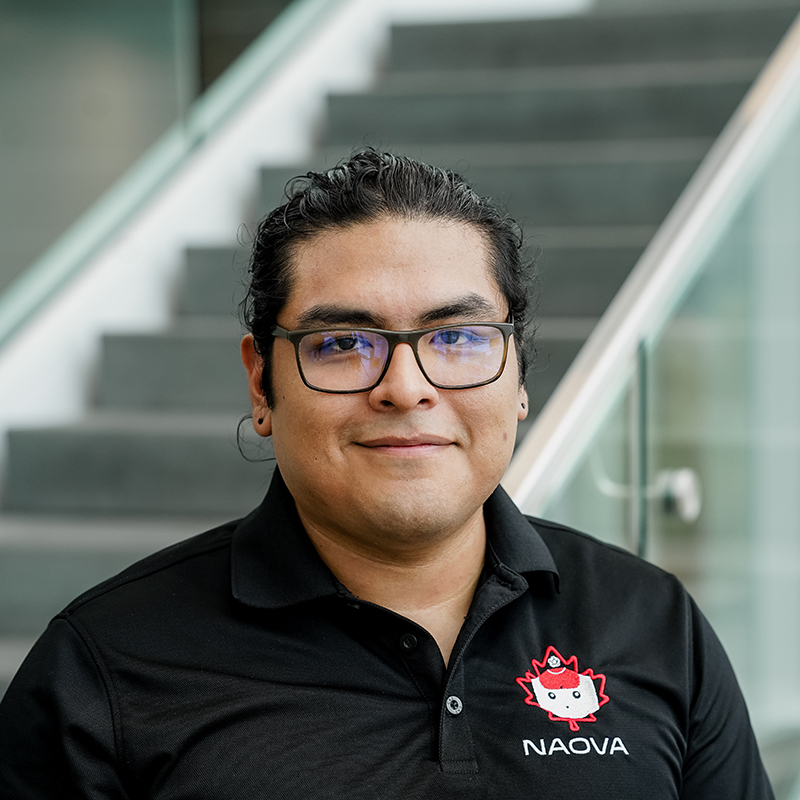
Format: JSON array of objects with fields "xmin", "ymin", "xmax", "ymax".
[{"xmin": 356, "ymin": 434, "xmax": 454, "ymax": 452}]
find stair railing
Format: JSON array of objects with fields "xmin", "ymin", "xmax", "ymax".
[{"xmin": 503, "ymin": 9, "xmax": 800, "ymax": 525}]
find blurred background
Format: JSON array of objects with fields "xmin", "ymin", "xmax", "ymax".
[{"xmin": 1, "ymin": 0, "xmax": 799, "ymax": 794}]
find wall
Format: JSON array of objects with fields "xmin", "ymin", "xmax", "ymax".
[{"xmin": 0, "ymin": 0, "xmax": 184, "ymax": 298}]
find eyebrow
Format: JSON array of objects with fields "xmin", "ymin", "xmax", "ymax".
[
  {"xmin": 295, "ymin": 294, "xmax": 499, "ymax": 330},
  {"xmin": 417, "ymin": 294, "xmax": 498, "ymax": 326},
  {"xmin": 296, "ymin": 306, "xmax": 384, "ymax": 328}
]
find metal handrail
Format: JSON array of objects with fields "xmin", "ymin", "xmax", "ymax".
[
  {"xmin": 0, "ymin": 0, "xmax": 343, "ymax": 352},
  {"xmin": 504, "ymin": 10, "xmax": 800, "ymax": 513}
]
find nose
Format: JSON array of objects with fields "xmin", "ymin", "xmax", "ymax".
[{"xmin": 368, "ymin": 342, "xmax": 439, "ymax": 411}]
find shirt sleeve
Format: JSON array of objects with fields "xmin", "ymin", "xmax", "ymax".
[
  {"xmin": 0, "ymin": 616, "xmax": 130, "ymax": 800},
  {"xmin": 680, "ymin": 598, "xmax": 774, "ymax": 800}
]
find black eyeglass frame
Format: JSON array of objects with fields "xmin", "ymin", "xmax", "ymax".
[{"xmin": 271, "ymin": 322, "xmax": 515, "ymax": 394}]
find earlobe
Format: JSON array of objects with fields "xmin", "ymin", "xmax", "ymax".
[
  {"xmin": 241, "ymin": 334, "xmax": 272, "ymax": 437},
  {"xmin": 253, "ymin": 407, "xmax": 272, "ymax": 438},
  {"xmin": 517, "ymin": 386, "xmax": 529, "ymax": 421}
]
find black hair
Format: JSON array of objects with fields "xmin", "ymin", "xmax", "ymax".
[{"xmin": 241, "ymin": 149, "xmax": 533, "ymax": 407}]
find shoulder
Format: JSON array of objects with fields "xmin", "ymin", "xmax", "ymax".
[
  {"xmin": 526, "ymin": 515, "xmax": 677, "ymax": 583},
  {"xmin": 522, "ymin": 515, "xmax": 695, "ymax": 634}
]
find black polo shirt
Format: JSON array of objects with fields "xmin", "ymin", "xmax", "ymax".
[{"xmin": 0, "ymin": 471, "xmax": 772, "ymax": 799}]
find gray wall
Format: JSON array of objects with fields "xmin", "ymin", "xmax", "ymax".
[{"xmin": 0, "ymin": 0, "xmax": 183, "ymax": 297}]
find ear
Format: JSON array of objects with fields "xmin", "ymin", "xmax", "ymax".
[
  {"xmin": 517, "ymin": 383, "xmax": 529, "ymax": 422},
  {"xmin": 241, "ymin": 334, "xmax": 272, "ymax": 437}
]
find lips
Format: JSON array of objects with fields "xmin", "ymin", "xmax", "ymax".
[{"xmin": 357, "ymin": 434, "xmax": 453, "ymax": 448}]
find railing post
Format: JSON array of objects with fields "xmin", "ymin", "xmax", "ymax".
[{"xmin": 631, "ymin": 341, "xmax": 648, "ymax": 558}]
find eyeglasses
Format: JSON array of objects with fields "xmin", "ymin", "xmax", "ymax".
[{"xmin": 272, "ymin": 322, "xmax": 514, "ymax": 393}]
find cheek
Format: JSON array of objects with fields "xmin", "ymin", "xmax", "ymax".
[
  {"xmin": 270, "ymin": 390, "xmax": 353, "ymax": 464},
  {"xmin": 465, "ymin": 385, "xmax": 522, "ymax": 439}
]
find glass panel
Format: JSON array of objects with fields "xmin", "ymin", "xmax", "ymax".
[
  {"xmin": 541, "ymin": 370, "xmax": 639, "ymax": 552},
  {"xmin": 0, "ymin": 0, "xmax": 184, "ymax": 298},
  {"xmin": 647, "ymin": 106, "xmax": 800, "ymax": 797},
  {"xmin": 0, "ymin": 0, "xmax": 340, "ymax": 350}
]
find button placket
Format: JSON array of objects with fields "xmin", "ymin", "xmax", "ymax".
[
  {"xmin": 435, "ymin": 574, "xmax": 529, "ymax": 775},
  {"xmin": 439, "ymin": 663, "xmax": 478, "ymax": 774}
]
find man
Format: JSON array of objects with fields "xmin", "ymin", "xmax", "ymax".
[{"xmin": 0, "ymin": 151, "xmax": 773, "ymax": 798}]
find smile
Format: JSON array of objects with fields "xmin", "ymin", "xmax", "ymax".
[{"xmin": 356, "ymin": 435, "xmax": 454, "ymax": 453}]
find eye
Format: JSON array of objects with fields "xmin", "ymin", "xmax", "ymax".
[
  {"xmin": 316, "ymin": 333, "xmax": 373, "ymax": 356},
  {"xmin": 431, "ymin": 327, "xmax": 485, "ymax": 348},
  {"xmin": 332, "ymin": 335, "xmax": 360, "ymax": 352},
  {"xmin": 548, "ymin": 692, "xmax": 556, "ymax": 700},
  {"xmin": 436, "ymin": 329, "xmax": 466, "ymax": 345},
  {"xmin": 572, "ymin": 691, "xmax": 581, "ymax": 699}
]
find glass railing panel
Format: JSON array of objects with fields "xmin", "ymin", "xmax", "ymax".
[
  {"xmin": 647, "ymin": 200, "xmax": 755, "ymax": 619},
  {"xmin": 646, "ymin": 124, "xmax": 800, "ymax": 796},
  {"xmin": 540, "ymin": 369, "xmax": 639, "ymax": 552}
]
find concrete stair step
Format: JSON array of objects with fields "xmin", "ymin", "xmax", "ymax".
[
  {"xmin": 176, "ymin": 246, "xmax": 248, "ymax": 317},
  {"xmin": 1, "ymin": 413, "xmax": 274, "ymax": 517},
  {"xmin": 96, "ymin": 319, "xmax": 247, "ymax": 411},
  {"xmin": 0, "ymin": 513, "xmax": 221, "ymax": 550},
  {"xmin": 450, "ymin": 159, "xmax": 700, "ymax": 226},
  {"xmin": 536, "ymin": 244, "xmax": 644, "ymax": 318},
  {"xmin": 259, "ymin": 139, "xmax": 712, "ymax": 217},
  {"xmin": 379, "ymin": 58, "xmax": 765, "ymax": 95},
  {"xmin": 263, "ymin": 156, "xmax": 700, "ymax": 228},
  {"xmin": 323, "ymin": 81, "xmax": 750, "ymax": 147},
  {"xmin": 386, "ymin": 7, "xmax": 797, "ymax": 72},
  {"xmin": 347, "ymin": 137, "xmax": 714, "ymax": 166}
]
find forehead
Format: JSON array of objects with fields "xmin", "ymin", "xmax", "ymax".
[{"xmin": 282, "ymin": 217, "xmax": 504, "ymax": 327}]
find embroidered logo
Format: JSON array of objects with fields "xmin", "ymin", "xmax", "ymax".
[{"xmin": 516, "ymin": 646, "xmax": 610, "ymax": 731}]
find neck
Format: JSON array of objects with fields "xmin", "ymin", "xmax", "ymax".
[{"xmin": 297, "ymin": 508, "xmax": 487, "ymax": 667}]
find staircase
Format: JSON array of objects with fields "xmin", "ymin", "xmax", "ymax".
[{"xmin": 1, "ymin": 5, "xmax": 797, "ymax": 697}]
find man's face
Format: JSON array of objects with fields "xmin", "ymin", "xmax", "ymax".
[{"xmin": 242, "ymin": 216, "xmax": 528, "ymax": 553}]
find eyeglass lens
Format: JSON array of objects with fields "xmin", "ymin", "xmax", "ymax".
[{"xmin": 297, "ymin": 325, "xmax": 506, "ymax": 391}]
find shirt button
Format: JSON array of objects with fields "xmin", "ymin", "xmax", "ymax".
[
  {"xmin": 399, "ymin": 633, "xmax": 418, "ymax": 653},
  {"xmin": 446, "ymin": 695, "xmax": 463, "ymax": 715}
]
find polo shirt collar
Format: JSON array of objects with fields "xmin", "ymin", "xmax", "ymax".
[
  {"xmin": 483, "ymin": 486, "xmax": 559, "ymax": 585},
  {"xmin": 231, "ymin": 470, "xmax": 341, "ymax": 609},
  {"xmin": 231, "ymin": 469, "xmax": 559, "ymax": 610}
]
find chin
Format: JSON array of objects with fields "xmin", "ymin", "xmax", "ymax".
[{"xmin": 356, "ymin": 485, "xmax": 483, "ymax": 545}]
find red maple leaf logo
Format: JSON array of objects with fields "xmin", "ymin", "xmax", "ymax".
[{"xmin": 516, "ymin": 646, "xmax": 610, "ymax": 731}]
